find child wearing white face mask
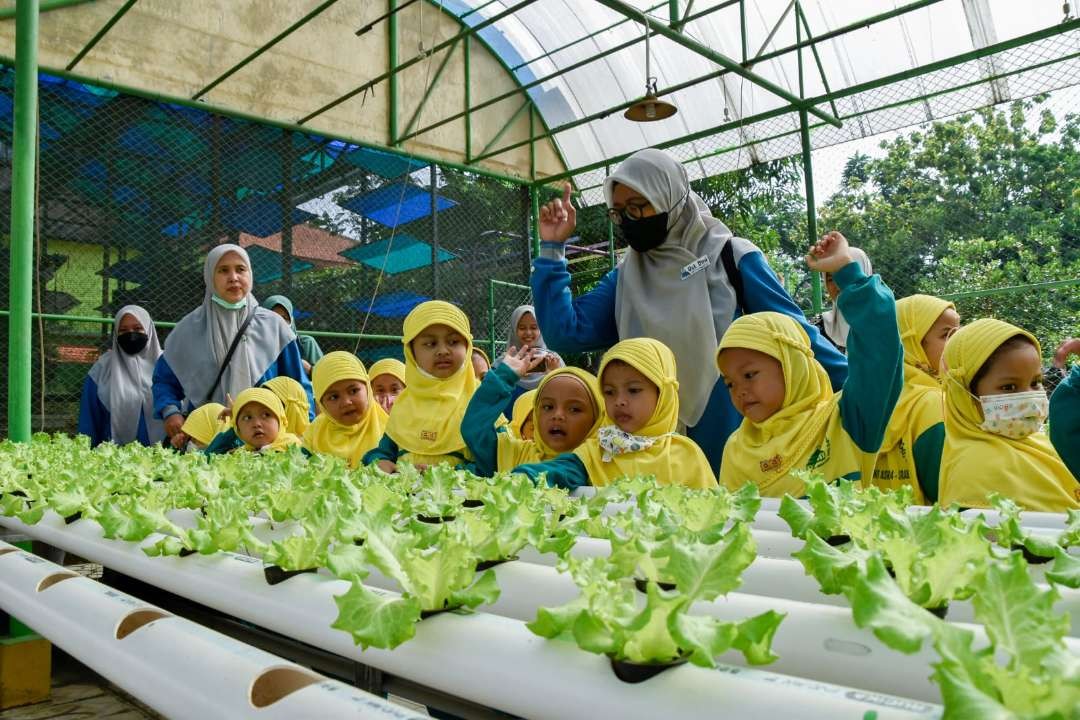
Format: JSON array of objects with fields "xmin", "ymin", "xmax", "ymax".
[{"xmin": 938, "ymin": 318, "xmax": 1078, "ymax": 511}]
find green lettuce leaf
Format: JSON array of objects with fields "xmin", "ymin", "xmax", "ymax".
[{"xmin": 331, "ymin": 582, "xmax": 421, "ymax": 650}]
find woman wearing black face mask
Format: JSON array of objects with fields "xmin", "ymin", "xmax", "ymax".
[
  {"xmin": 78, "ymin": 305, "xmax": 165, "ymax": 447},
  {"xmin": 530, "ymin": 147, "xmax": 849, "ymax": 474}
]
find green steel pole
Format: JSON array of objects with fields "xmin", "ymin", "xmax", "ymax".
[
  {"xmin": 799, "ymin": 109, "xmax": 822, "ymax": 315},
  {"xmin": 463, "ymin": 33, "xmax": 472, "ymax": 161},
  {"xmin": 0, "ymin": 0, "xmax": 87, "ymax": 20},
  {"xmin": 606, "ymin": 164, "xmax": 615, "ymax": 270},
  {"xmin": 7, "ymin": 0, "xmax": 39, "ymax": 441},
  {"xmin": 387, "ymin": 0, "xmax": 398, "ymax": 146},
  {"xmin": 488, "ymin": 279, "xmax": 497, "ymax": 362},
  {"xmin": 530, "ymin": 184, "xmax": 540, "ymax": 259}
]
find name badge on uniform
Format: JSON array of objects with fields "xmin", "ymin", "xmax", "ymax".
[{"xmin": 681, "ymin": 255, "xmax": 710, "ymax": 280}]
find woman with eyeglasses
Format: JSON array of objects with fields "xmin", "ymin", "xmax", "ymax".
[{"xmin": 530, "ymin": 147, "xmax": 848, "ymax": 473}]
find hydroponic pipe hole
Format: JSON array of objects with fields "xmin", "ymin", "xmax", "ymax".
[
  {"xmin": 115, "ymin": 609, "xmax": 170, "ymax": 639},
  {"xmin": 35, "ymin": 571, "xmax": 78, "ymax": 592},
  {"xmin": 249, "ymin": 667, "xmax": 322, "ymax": 708}
]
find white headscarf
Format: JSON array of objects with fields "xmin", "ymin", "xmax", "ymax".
[
  {"xmin": 606, "ymin": 148, "xmax": 757, "ymax": 427},
  {"xmin": 162, "ymin": 244, "xmax": 295, "ymax": 407},
  {"xmin": 502, "ymin": 305, "xmax": 563, "ymax": 391},
  {"xmin": 88, "ymin": 305, "xmax": 164, "ymax": 444},
  {"xmin": 820, "ymin": 247, "xmax": 873, "ymax": 351}
]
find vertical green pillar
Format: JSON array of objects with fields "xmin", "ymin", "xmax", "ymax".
[
  {"xmin": 799, "ymin": 109, "xmax": 822, "ymax": 314},
  {"xmin": 7, "ymin": 0, "xmax": 40, "ymax": 442},
  {"xmin": 463, "ymin": 34, "xmax": 471, "ymax": 162},
  {"xmin": 487, "ymin": 279, "xmax": 496, "ymax": 363},
  {"xmin": 606, "ymin": 164, "xmax": 615, "ymax": 269},
  {"xmin": 530, "ymin": 184, "xmax": 540, "ymax": 260},
  {"xmin": 387, "ymin": 0, "xmax": 398, "ymax": 146}
]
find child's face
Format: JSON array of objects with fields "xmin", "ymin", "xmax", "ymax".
[
  {"xmin": 516, "ymin": 312, "xmax": 540, "ymax": 347},
  {"xmin": 321, "ymin": 378, "xmax": 370, "ymax": 425},
  {"xmin": 370, "ymin": 373, "xmax": 405, "ymax": 413},
  {"xmin": 271, "ymin": 304, "xmax": 291, "ymax": 324},
  {"xmin": 235, "ymin": 402, "xmax": 280, "ymax": 449},
  {"xmin": 717, "ymin": 347, "xmax": 786, "ymax": 423},
  {"xmin": 411, "ymin": 324, "xmax": 468, "ymax": 379},
  {"xmin": 520, "ymin": 413, "xmax": 535, "ymax": 441},
  {"xmin": 824, "ymin": 273, "xmax": 840, "ymax": 301},
  {"xmin": 973, "ymin": 342, "xmax": 1044, "ymax": 398},
  {"xmin": 601, "ymin": 361, "xmax": 659, "ymax": 434},
  {"xmin": 213, "ymin": 251, "xmax": 252, "ymax": 304},
  {"xmin": 538, "ymin": 375, "xmax": 597, "ymax": 451},
  {"xmin": 920, "ymin": 307, "xmax": 960, "ymax": 376},
  {"xmin": 471, "ymin": 351, "xmax": 489, "ymax": 380}
]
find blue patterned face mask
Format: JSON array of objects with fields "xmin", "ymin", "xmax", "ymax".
[
  {"xmin": 597, "ymin": 424, "xmax": 673, "ymax": 462},
  {"xmin": 211, "ymin": 294, "xmax": 247, "ymax": 310}
]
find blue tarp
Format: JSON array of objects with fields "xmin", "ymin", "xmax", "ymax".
[
  {"xmin": 245, "ymin": 245, "xmax": 314, "ymax": 284},
  {"xmin": 345, "ymin": 290, "xmax": 429, "ymax": 317},
  {"xmin": 222, "ymin": 196, "xmax": 318, "ymax": 237},
  {"xmin": 339, "ymin": 183, "xmax": 457, "ymax": 228},
  {"xmin": 339, "ymin": 234, "xmax": 456, "ymax": 275}
]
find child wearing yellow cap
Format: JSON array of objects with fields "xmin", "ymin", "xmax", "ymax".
[
  {"xmin": 363, "ymin": 301, "xmax": 479, "ymax": 472},
  {"xmin": 511, "ymin": 338, "xmax": 715, "ymax": 490},
  {"xmin": 262, "ymin": 376, "xmax": 313, "ymax": 437},
  {"xmin": 180, "ymin": 402, "xmax": 227, "ymax": 451},
  {"xmin": 938, "ymin": 319, "xmax": 1078, "ymax": 511},
  {"xmin": 462, "ymin": 345, "xmax": 603, "ymax": 476},
  {"xmin": 228, "ymin": 387, "xmax": 303, "ymax": 452},
  {"xmin": 1050, "ymin": 338, "xmax": 1080, "ymax": 481},
  {"xmin": 510, "ymin": 388, "xmax": 538, "ymax": 439},
  {"xmin": 368, "ymin": 358, "xmax": 406, "ymax": 414},
  {"xmin": 715, "ymin": 231, "xmax": 903, "ymax": 497},
  {"xmin": 304, "ymin": 352, "xmax": 386, "ymax": 468},
  {"xmin": 871, "ymin": 295, "xmax": 960, "ymax": 504}
]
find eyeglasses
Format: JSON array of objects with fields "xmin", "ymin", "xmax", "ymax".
[{"xmin": 607, "ymin": 202, "xmax": 651, "ymax": 226}]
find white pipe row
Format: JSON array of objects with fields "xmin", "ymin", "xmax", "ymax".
[
  {"xmin": 0, "ymin": 541, "xmax": 425, "ymax": 720},
  {"xmin": 0, "ymin": 513, "xmax": 942, "ymax": 720}
]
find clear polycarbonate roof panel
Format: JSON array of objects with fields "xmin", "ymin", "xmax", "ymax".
[{"xmin": 443, "ymin": 0, "xmax": 1077, "ymax": 200}]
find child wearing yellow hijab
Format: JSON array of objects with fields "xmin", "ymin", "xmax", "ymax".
[
  {"xmin": 511, "ymin": 338, "xmax": 715, "ymax": 490},
  {"xmin": 363, "ymin": 301, "xmax": 479, "ymax": 472},
  {"xmin": 462, "ymin": 345, "xmax": 603, "ymax": 476},
  {"xmin": 871, "ymin": 295, "xmax": 960, "ymax": 504},
  {"xmin": 303, "ymin": 352, "xmax": 386, "ymax": 468},
  {"xmin": 715, "ymin": 232, "xmax": 903, "ymax": 497},
  {"xmin": 180, "ymin": 402, "xmax": 227, "ymax": 450},
  {"xmin": 938, "ymin": 319, "xmax": 1078, "ymax": 511},
  {"xmin": 228, "ymin": 387, "xmax": 303, "ymax": 452},
  {"xmin": 369, "ymin": 358, "xmax": 406, "ymax": 414},
  {"xmin": 262, "ymin": 376, "xmax": 313, "ymax": 437},
  {"xmin": 510, "ymin": 389, "xmax": 538, "ymax": 439}
]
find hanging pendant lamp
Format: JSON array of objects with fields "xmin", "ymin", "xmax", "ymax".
[{"xmin": 625, "ymin": 16, "xmax": 678, "ymax": 122}]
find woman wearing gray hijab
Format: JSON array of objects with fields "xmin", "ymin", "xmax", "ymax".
[
  {"xmin": 152, "ymin": 244, "xmax": 314, "ymax": 449},
  {"xmin": 78, "ymin": 304, "xmax": 165, "ymax": 447},
  {"xmin": 495, "ymin": 304, "xmax": 564, "ymax": 416},
  {"xmin": 530, "ymin": 147, "xmax": 849, "ymax": 473}
]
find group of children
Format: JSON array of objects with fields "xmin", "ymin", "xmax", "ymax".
[{"xmin": 167, "ymin": 230, "xmax": 1076, "ymax": 514}]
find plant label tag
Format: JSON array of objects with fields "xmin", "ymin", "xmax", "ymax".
[{"xmin": 681, "ymin": 255, "xmax": 710, "ymax": 280}]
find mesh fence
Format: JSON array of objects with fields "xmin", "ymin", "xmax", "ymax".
[{"xmin": 0, "ymin": 66, "xmax": 532, "ymax": 434}]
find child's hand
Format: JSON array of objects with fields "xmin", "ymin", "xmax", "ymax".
[
  {"xmin": 538, "ymin": 183, "xmax": 576, "ymax": 244},
  {"xmin": 1054, "ymin": 338, "xmax": 1080, "ymax": 369},
  {"xmin": 806, "ymin": 231, "xmax": 854, "ymax": 274},
  {"xmin": 502, "ymin": 345, "xmax": 542, "ymax": 378},
  {"xmin": 543, "ymin": 353, "xmax": 561, "ymax": 371},
  {"xmin": 376, "ymin": 460, "xmax": 397, "ymax": 474}
]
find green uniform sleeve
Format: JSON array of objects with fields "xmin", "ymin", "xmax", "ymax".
[
  {"xmin": 912, "ymin": 422, "xmax": 944, "ymax": 503},
  {"xmin": 362, "ymin": 433, "xmax": 400, "ymax": 466},
  {"xmin": 834, "ymin": 261, "xmax": 903, "ymax": 453},
  {"xmin": 204, "ymin": 427, "xmax": 242, "ymax": 455},
  {"xmin": 1050, "ymin": 366, "xmax": 1080, "ymax": 480},
  {"xmin": 512, "ymin": 453, "xmax": 591, "ymax": 491},
  {"xmin": 462, "ymin": 364, "xmax": 519, "ymax": 477}
]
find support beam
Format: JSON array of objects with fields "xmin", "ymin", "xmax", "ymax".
[
  {"xmin": 799, "ymin": 109, "xmax": 822, "ymax": 315},
  {"xmin": 0, "ymin": 0, "xmax": 88, "ymax": 20},
  {"xmin": 387, "ymin": 0, "xmax": 398, "ymax": 146},
  {"xmin": 464, "ymin": 34, "xmax": 471, "ymax": 161},
  {"xmin": 297, "ymin": 0, "xmax": 539, "ymax": 126},
  {"xmin": 193, "ymin": 0, "xmax": 341, "ymax": 100},
  {"xmin": 474, "ymin": 98, "xmax": 531, "ymax": 161},
  {"xmin": 8, "ymin": 0, "xmax": 39, "ymax": 442},
  {"xmin": 66, "ymin": 0, "xmax": 136, "ymax": 70},
  {"xmin": 399, "ymin": 39, "xmax": 460, "ymax": 142}
]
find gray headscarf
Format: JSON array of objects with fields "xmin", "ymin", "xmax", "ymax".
[
  {"xmin": 503, "ymin": 305, "xmax": 563, "ymax": 391},
  {"xmin": 606, "ymin": 148, "xmax": 757, "ymax": 427},
  {"xmin": 88, "ymin": 304, "xmax": 165, "ymax": 444},
  {"xmin": 162, "ymin": 244, "xmax": 295, "ymax": 407},
  {"xmin": 820, "ymin": 247, "xmax": 873, "ymax": 351}
]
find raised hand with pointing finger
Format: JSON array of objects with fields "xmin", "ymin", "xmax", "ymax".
[{"xmin": 538, "ymin": 183, "xmax": 577, "ymax": 244}]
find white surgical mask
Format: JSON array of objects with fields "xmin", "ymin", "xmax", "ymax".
[{"xmin": 977, "ymin": 391, "xmax": 1048, "ymax": 439}]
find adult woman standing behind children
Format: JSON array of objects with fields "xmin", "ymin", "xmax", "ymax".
[
  {"xmin": 152, "ymin": 244, "xmax": 314, "ymax": 449},
  {"xmin": 531, "ymin": 148, "xmax": 847, "ymax": 473}
]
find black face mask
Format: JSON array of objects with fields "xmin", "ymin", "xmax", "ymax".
[
  {"xmin": 117, "ymin": 332, "xmax": 149, "ymax": 355},
  {"xmin": 619, "ymin": 212, "xmax": 669, "ymax": 253}
]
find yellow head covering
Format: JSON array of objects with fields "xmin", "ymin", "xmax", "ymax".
[
  {"xmin": 510, "ymin": 389, "xmax": 538, "ymax": 437},
  {"xmin": 717, "ymin": 312, "xmax": 839, "ymax": 495},
  {"xmin": 180, "ymin": 403, "xmax": 227, "ymax": 447},
  {"xmin": 231, "ymin": 387, "xmax": 303, "ymax": 451},
  {"xmin": 572, "ymin": 338, "xmax": 715, "ymax": 489},
  {"xmin": 472, "ymin": 346, "xmax": 491, "ymax": 368},
  {"xmin": 368, "ymin": 358, "xmax": 406, "ymax": 385},
  {"xmin": 497, "ymin": 367, "xmax": 603, "ymax": 471},
  {"xmin": 262, "ymin": 376, "xmax": 311, "ymax": 437},
  {"xmin": 303, "ymin": 351, "xmax": 386, "ymax": 468},
  {"xmin": 385, "ymin": 301, "xmax": 478, "ymax": 457},
  {"xmin": 939, "ymin": 318, "xmax": 1077, "ymax": 511}
]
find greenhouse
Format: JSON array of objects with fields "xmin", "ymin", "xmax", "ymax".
[{"xmin": 0, "ymin": 1, "xmax": 1077, "ymax": 718}]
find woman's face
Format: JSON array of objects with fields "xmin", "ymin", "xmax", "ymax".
[
  {"xmin": 117, "ymin": 313, "xmax": 144, "ymax": 334},
  {"xmin": 610, "ymin": 183, "xmax": 657, "ymax": 222},
  {"xmin": 271, "ymin": 304, "xmax": 291, "ymax": 324},
  {"xmin": 213, "ymin": 251, "xmax": 252, "ymax": 303},
  {"xmin": 516, "ymin": 312, "xmax": 541, "ymax": 348}
]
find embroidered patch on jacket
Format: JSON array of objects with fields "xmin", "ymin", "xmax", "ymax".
[
  {"xmin": 759, "ymin": 454, "xmax": 782, "ymax": 473},
  {"xmin": 680, "ymin": 255, "xmax": 711, "ymax": 281},
  {"xmin": 806, "ymin": 439, "xmax": 832, "ymax": 470},
  {"xmin": 420, "ymin": 430, "xmax": 437, "ymax": 441}
]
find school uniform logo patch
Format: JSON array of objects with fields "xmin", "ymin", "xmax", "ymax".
[
  {"xmin": 806, "ymin": 439, "xmax": 832, "ymax": 470},
  {"xmin": 759, "ymin": 454, "xmax": 782, "ymax": 473},
  {"xmin": 420, "ymin": 430, "xmax": 437, "ymax": 441}
]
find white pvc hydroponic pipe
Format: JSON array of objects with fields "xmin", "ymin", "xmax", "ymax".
[
  {"xmin": 0, "ymin": 542, "xmax": 425, "ymax": 720},
  {"xmin": 0, "ymin": 514, "xmax": 941, "ymax": 720}
]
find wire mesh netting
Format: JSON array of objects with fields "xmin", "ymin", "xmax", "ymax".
[{"xmin": 0, "ymin": 67, "xmax": 533, "ymax": 434}]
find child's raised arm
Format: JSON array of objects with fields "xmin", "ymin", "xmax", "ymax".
[{"xmin": 462, "ymin": 346, "xmax": 542, "ymax": 476}]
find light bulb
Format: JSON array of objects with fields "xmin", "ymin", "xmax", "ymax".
[{"xmin": 646, "ymin": 102, "xmax": 657, "ymax": 119}]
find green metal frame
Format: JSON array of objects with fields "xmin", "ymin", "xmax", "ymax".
[
  {"xmin": 388, "ymin": 0, "xmax": 398, "ymax": 146},
  {"xmin": 939, "ymin": 278, "xmax": 1080, "ymax": 302},
  {"xmin": 65, "ymin": 0, "xmax": 136, "ymax": 70},
  {"xmin": 0, "ymin": 0, "xmax": 89, "ymax": 20},
  {"xmin": 464, "ymin": 33, "xmax": 472, "ymax": 161},
  {"xmin": 475, "ymin": 98, "xmax": 531, "ymax": 160},
  {"xmin": 399, "ymin": 38, "xmax": 461, "ymax": 142},
  {"xmin": 487, "ymin": 278, "xmax": 531, "ymax": 360}
]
